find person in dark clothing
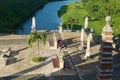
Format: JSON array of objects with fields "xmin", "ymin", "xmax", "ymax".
[
  {"xmin": 115, "ymin": 44, "xmax": 120, "ymax": 52},
  {"xmin": 57, "ymin": 39, "xmax": 65, "ymax": 49}
]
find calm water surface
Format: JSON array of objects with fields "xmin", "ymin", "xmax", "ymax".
[{"xmin": 17, "ymin": 0, "xmax": 79, "ymax": 34}]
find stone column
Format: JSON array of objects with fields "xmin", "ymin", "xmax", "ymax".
[
  {"xmin": 79, "ymin": 28, "xmax": 85, "ymax": 50},
  {"xmin": 84, "ymin": 16, "xmax": 88, "ymax": 29},
  {"xmin": 53, "ymin": 32, "xmax": 57, "ymax": 50},
  {"xmin": 59, "ymin": 51, "xmax": 64, "ymax": 69},
  {"xmin": 79, "ymin": 16, "xmax": 89, "ymax": 50},
  {"xmin": 59, "ymin": 22, "xmax": 63, "ymax": 34},
  {"xmin": 97, "ymin": 16, "xmax": 113, "ymax": 80},
  {"xmin": 31, "ymin": 16, "xmax": 36, "ymax": 32},
  {"xmin": 84, "ymin": 16, "xmax": 89, "ymax": 42},
  {"xmin": 85, "ymin": 33, "xmax": 91, "ymax": 59},
  {"xmin": 90, "ymin": 28, "xmax": 93, "ymax": 41}
]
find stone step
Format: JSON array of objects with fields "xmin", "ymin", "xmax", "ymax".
[
  {"xmin": 4, "ymin": 74, "xmax": 46, "ymax": 80},
  {"xmin": 0, "ymin": 39, "xmax": 27, "ymax": 45},
  {"xmin": 48, "ymin": 75, "xmax": 79, "ymax": 80}
]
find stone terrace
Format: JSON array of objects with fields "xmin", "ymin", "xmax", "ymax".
[
  {"xmin": 62, "ymin": 31, "xmax": 120, "ymax": 80},
  {"xmin": 0, "ymin": 32, "xmax": 120, "ymax": 80}
]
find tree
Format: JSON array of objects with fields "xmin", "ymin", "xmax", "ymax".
[
  {"xmin": 28, "ymin": 31, "xmax": 46, "ymax": 55},
  {"xmin": 82, "ymin": 0, "xmax": 120, "ymax": 39},
  {"xmin": 82, "ymin": 0, "xmax": 120, "ymax": 20},
  {"xmin": 67, "ymin": 17, "xmax": 78, "ymax": 30}
]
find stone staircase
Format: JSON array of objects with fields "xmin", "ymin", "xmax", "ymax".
[
  {"xmin": 0, "ymin": 39, "xmax": 27, "ymax": 45},
  {"xmin": 4, "ymin": 74, "xmax": 80, "ymax": 80},
  {"xmin": 48, "ymin": 75, "xmax": 80, "ymax": 80}
]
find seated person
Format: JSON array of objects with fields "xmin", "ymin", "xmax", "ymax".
[{"xmin": 57, "ymin": 39, "xmax": 65, "ymax": 48}]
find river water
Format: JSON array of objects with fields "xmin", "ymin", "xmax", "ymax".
[{"xmin": 17, "ymin": 0, "xmax": 79, "ymax": 34}]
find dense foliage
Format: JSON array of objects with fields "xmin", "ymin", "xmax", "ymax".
[
  {"xmin": 59, "ymin": 0, "xmax": 120, "ymax": 36},
  {"xmin": 0, "ymin": 0, "xmax": 60, "ymax": 33},
  {"xmin": 82, "ymin": 0, "xmax": 120, "ymax": 36},
  {"xmin": 82, "ymin": 0, "xmax": 120, "ymax": 19}
]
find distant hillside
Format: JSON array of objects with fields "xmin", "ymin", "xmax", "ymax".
[{"xmin": 0, "ymin": 0, "xmax": 61, "ymax": 33}]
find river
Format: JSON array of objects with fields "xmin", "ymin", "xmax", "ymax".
[{"xmin": 17, "ymin": 0, "xmax": 79, "ymax": 34}]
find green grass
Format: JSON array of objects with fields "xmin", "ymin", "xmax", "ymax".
[
  {"xmin": 58, "ymin": 2, "xmax": 120, "ymax": 34},
  {"xmin": 59, "ymin": 2, "xmax": 87, "ymax": 29},
  {"xmin": 32, "ymin": 56, "xmax": 45, "ymax": 62}
]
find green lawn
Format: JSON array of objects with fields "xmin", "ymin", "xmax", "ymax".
[{"xmin": 58, "ymin": 2, "xmax": 120, "ymax": 34}]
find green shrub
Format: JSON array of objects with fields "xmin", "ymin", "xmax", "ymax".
[{"xmin": 32, "ymin": 56, "xmax": 45, "ymax": 62}]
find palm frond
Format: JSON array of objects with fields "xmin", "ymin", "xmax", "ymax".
[
  {"xmin": 27, "ymin": 31, "xmax": 46, "ymax": 47},
  {"xmin": 27, "ymin": 32, "xmax": 37, "ymax": 47},
  {"xmin": 40, "ymin": 32, "xmax": 46, "ymax": 46}
]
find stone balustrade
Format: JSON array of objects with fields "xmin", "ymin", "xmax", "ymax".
[{"xmin": 0, "ymin": 47, "xmax": 11, "ymax": 66}]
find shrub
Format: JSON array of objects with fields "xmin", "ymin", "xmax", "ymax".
[{"xmin": 32, "ymin": 56, "xmax": 45, "ymax": 62}]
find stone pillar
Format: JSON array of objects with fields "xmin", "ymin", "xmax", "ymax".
[
  {"xmin": 84, "ymin": 16, "xmax": 89, "ymax": 42},
  {"xmin": 31, "ymin": 16, "xmax": 36, "ymax": 32},
  {"xmin": 85, "ymin": 33, "xmax": 91, "ymax": 59},
  {"xmin": 97, "ymin": 16, "xmax": 113, "ymax": 80},
  {"xmin": 59, "ymin": 22, "xmax": 63, "ymax": 33},
  {"xmin": 84, "ymin": 16, "xmax": 88, "ymax": 29},
  {"xmin": 79, "ymin": 17, "xmax": 89, "ymax": 50},
  {"xmin": 90, "ymin": 28, "xmax": 93, "ymax": 41},
  {"xmin": 59, "ymin": 54, "xmax": 64, "ymax": 69},
  {"xmin": 79, "ymin": 28, "xmax": 85, "ymax": 50},
  {"xmin": 58, "ymin": 47, "xmax": 65, "ymax": 69},
  {"xmin": 89, "ymin": 32, "xmax": 93, "ymax": 41},
  {"xmin": 53, "ymin": 32, "xmax": 57, "ymax": 50}
]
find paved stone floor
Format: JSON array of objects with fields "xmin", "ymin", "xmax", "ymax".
[
  {"xmin": 62, "ymin": 32, "xmax": 120, "ymax": 80},
  {"xmin": 0, "ymin": 33, "xmax": 74, "ymax": 79},
  {"xmin": 0, "ymin": 32, "xmax": 120, "ymax": 80}
]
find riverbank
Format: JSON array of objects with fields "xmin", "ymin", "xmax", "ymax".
[
  {"xmin": 17, "ymin": 0, "xmax": 80, "ymax": 34},
  {"xmin": 0, "ymin": 0, "xmax": 62, "ymax": 34}
]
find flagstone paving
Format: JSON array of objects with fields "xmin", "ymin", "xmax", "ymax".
[
  {"xmin": 62, "ymin": 32, "xmax": 120, "ymax": 80},
  {"xmin": 0, "ymin": 32, "xmax": 120, "ymax": 80}
]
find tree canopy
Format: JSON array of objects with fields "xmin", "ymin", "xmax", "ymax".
[
  {"xmin": 82, "ymin": 0, "xmax": 120, "ymax": 19},
  {"xmin": 82, "ymin": 0, "xmax": 120, "ymax": 36},
  {"xmin": 0, "ymin": 0, "xmax": 61, "ymax": 33}
]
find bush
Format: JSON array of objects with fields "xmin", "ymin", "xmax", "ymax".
[{"xmin": 32, "ymin": 56, "xmax": 45, "ymax": 62}]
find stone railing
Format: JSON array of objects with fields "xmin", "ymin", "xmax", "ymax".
[
  {"xmin": 37, "ymin": 30, "xmax": 81, "ymax": 33},
  {"xmin": 0, "ymin": 47, "xmax": 11, "ymax": 66}
]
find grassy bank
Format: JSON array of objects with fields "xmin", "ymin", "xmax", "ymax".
[
  {"xmin": 58, "ymin": 2, "xmax": 120, "ymax": 34},
  {"xmin": 0, "ymin": 0, "xmax": 61, "ymax": 34}
]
